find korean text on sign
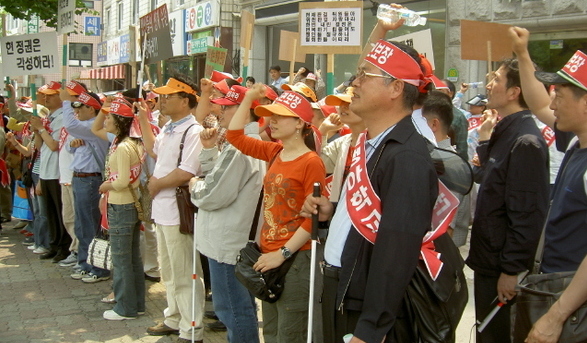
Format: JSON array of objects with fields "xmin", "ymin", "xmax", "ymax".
[
  {"xmin": 300, "ymin": 8, "xmax": 362, "ymax": 46},
  {"xmin": 0, "ymin": 32, "xmax": 60, "ymax": 75}
]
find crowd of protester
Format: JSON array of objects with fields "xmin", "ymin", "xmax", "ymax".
[{"xmin": 1, "ymin": 17, "xmax": 587, "ymax": 343}]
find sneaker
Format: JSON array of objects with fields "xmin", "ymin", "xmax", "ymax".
[
  {"xmin": 28, "ymin": 244, "xmax": 38, "ymax": 250},
  {"xmin": 82, "ymin": 273, "xmax": 110, "ymax": 283},
  {"xmin": 71, "ymin": 270, "xmax": 88, "ymax": 280},
  {"xmin": 147, "ymin": 322, "xmax": 180, "ymax": 336},
  {"xmin": 13, "ymin": 220, "xmax": 28, "ymax": 230},
  {"xmin": 33, "ymin": 247, "xmax": 50, "ymax": 254},
  {"xmin": 103, "ymin": 310, "xmax": 136, "ymax": 321},
  {"xmin": 71, "ymin": 263, "xmax": 82, "ymax": 271},
  {"xmin": 58, "ymin": 252, "xmax": 78, "ymax": 267},
  {"xmin": 22, "ymin": 236, "xmax": 35, "ymax": 246}
]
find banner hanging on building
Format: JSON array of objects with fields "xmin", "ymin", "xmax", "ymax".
[
  {"xmin": 169, "ymin": 9, "xmax": 186, "ymax": 56},
  {"xmin": 0, "ymin": 32, "xmax": 59, "ymax": 75},
  {"xmin": 140, "ymin": 4, "xmax": 174, "ymax": 65}
]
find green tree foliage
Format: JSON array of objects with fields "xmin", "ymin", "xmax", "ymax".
[{"xmin": 0, "ymin": 0, "xmax": 90, "ymax": 29}]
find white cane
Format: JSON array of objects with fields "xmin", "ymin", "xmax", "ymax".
[
  {"xmin": 191, "ymin": 212, "xmax": 197, "ymax": 343},
  {"xmin": 307, "ymin": 183, "xmax": 321, "ymax": 343}
]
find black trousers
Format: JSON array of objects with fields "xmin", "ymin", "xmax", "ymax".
[
  {"xmin": 40, "ymin": 179, "xmax": 71, "ymax": 254},
  {"xmin": 322, "ymin": 270, "xmax": 360, "ymax": 343},
  {"xmin": 474, "ymin": 272, "xmax": 515, "ymax": 343}
]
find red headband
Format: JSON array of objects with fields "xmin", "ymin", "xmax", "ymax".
[
  {"xmin": 364, "ymin": 40, "xmax": 424, "ymax": 87},
  {"xmin": 109, "ymin": 99, "xmax": 134, "ymax": 118},
  {"xmin": 78, "ymin": 92, "xmax": 102, "ymax": 110}
]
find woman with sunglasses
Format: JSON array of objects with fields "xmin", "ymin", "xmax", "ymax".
[
  {"xmin": 227, "ymin": 83, "xmax": 326, "ymax": 342},
  {"xmin": 96, "ymin": 98, "xmax": 145, "ymax": 321}
]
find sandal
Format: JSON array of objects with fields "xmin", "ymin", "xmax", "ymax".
[{"xmin": 101, "ymin": 292, "xmax": 116, "ymax": 304}]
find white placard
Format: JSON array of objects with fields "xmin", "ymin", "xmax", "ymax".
[
  {"xmin": 58, "ymin": 0, "xmax": 76, "ymax": 34},
  {"xmin": 393, "ymin": 29, "xmax": 435, "ymax": 70},
  {"xmin": 0, "ymin": 32, "xmax": 59, "ymax": 75},
  {"xmin": 300, "ymin": 8, "xmax": 361, "ymax": 46},
  {"xmin": 169, "ymin": 9, "xmax": 185, "ymax": 56}
]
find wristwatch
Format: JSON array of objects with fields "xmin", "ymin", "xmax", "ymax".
[{"xmin": 280, "ymin": 246, "xmax": 292, "ymax": 260}]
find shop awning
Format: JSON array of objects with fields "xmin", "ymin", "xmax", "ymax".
[{"xmin": 80, "ymin": 65, "xmax": 126, "ymax": 80}]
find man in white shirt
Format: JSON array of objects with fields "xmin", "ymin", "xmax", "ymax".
[
  {"xmin": 139, "ymin": 76, "xmax": 205, "ymax": 343},
  {"xmin": 30, "ymin": 81, "xmax": 72, "ymax": 263}
]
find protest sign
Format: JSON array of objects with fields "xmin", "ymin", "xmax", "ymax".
[
  {"xmin": 58, "ymin": 0, "xmax": 76, "ymax": 34},
  {"xmin": 279, "ymin": 30, "xmax": 306, "ymax": 63},
  {"xmin": 394, "ymin": 29, "xmax": 435, "ymax": 70},
  {"xmin": 204, "ymin": 46, "xmax": 227, "ymax": 79},
  {"xmin": 169, "ymin": 9, "xmax": 185, "ymax": 57},
  {"xmin": 140, "ymin": 4, "xmax": 174, "ymax": 65},
  {"xmin": 298, "ymin": 1, "xmax": 363, "ymax": 55},
  {"xmin": 461, "ymin": 20, "xmax": 512, "ymax": 61},
  {"xmin": 0, "ymin": 32, "xmax": 59, "ymax": 75}
]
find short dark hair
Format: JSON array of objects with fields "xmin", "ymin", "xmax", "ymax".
[
  {"xmin": 171, "ymin": 74, "xmax": 200, "ymax": 109},
  {"xmin": 386, "ymin": 41, "xmax": 424, "ymax": 110},
  {"xmin": 269, "ymin": 65, "xmax": 281, "ymax": 72},
  {"xmin": 87, "ymin": 92, "xmax": 102, "ymax": 116},
  {"xmin": 225, "ymin": 78, "xmax": 240, "ymax": 89},
  {"xmin": 562, "ymin": 83, "xmax": 587, "ymax": 100},
  {"xmin": 246, "ymin": 76, "xmax": 256, "ymax": 84},
  {"xmin": 422, "ymin": 91, "xmax": 454, "ymax": 134},
  {"xmin": 499, "ymin": 58, "xmax": 529, "ymax": 109},
  {"xmin": 442, "ymin": 79, "xmax": 456, "ymax": 99}
]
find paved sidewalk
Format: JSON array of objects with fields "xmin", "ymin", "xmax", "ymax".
[{"xmin": 0, "ymin": 219, "xmax": 230, "ymax": 343}]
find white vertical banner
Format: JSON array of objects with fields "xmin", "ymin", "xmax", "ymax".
[
  {"xmin": 0, "ymin": 32, "xmax": 60, "ymax": 75},
  {"xmin": 58, "ymin": 0, "xmax": 77, "ymax": 34}
]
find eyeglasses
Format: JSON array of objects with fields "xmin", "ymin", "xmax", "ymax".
[
  {"xmin": 161, "ymin": 94, "xmax": 183, "ymax": 100},
  {"xmin": 355, "ymin": 69, "xmax": 394, "ymax": 82}
]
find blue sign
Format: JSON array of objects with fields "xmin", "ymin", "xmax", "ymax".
[
  {"xmin": 120, "ymin": 34, "xmax": 130, "ymax": 63},
  {"xmin": 85, "ymin": 17, "xmax": 101, "ymax": 36}
]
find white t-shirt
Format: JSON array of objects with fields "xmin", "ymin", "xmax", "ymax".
[
  {"xmin": 39, "ymin": 108, "xmax": 63, "ymax": 180},
  {"xmin": 151, "ymin": 115, "xmax": 203, "ymax": 226}
]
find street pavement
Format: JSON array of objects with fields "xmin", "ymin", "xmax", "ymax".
[
  {"xmin": 0, "ymin": 219, "xmax": 230, "ymax": 343},
  {"xmin": 0, "ymin": 218, "xmax": 478, "ymax": 343}
]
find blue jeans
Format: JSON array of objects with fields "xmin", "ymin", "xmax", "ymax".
[
  {"xmin": 108, "ymin": 203, "xmax": 145, "ymax": 317},
  {"xmin": 208, "ymin": 258, "xmax": 259, "ymax": 343},
  {"xmin": 31, "ymin": 173, "xmax": 49, "ymax": 249},
  {"xmin": 73, "ymin": 175, "xmax": 108, "ymax": 277}
]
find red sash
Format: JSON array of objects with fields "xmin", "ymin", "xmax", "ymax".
[
  {"xmin": 101, "ymin": 141, "xmax": 143, "ymax": 230},
  {"xmin": 58, "ymin": 127, "xmax": 69, "ymax": 151},
  {"xmin": 541, "ymin": 126, "xmax": 556, "ymax": 147},
  {"xmin": 467, "ymin": 116, "xmax": 482, "ymax": 131},
  {"xmin": 346, "ymin": 132, "xmax": 460, "ymax": 280}
]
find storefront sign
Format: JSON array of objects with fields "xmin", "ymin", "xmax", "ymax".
[
  {"xmin": 120, "ymin": 34, "xmax": 130, "ymax": 63},
  {"xmin": 140, "ymin": 4, "xmax": 174, "ymax": 64},
  {"xmin": 85, "ymin": 17, "xmax": 101, "ymax": 36},
  {"xmin": 97, "ymin": 41, "xmax": 107, "ymax": 66},
  {"xmin": 27, "ymin": 15, "xmax": 39, "ymax": 34},
  {"xmin": 188, "ymin": 37, "xmax": 213, "ymax": 55},
  {"xmin": 394, "ymin": 29, "xmax": 436, "ymax": 70},
  {"xmin": 185, "ymin": 0, "xmax": 220, "ymax": 33},
  {"xmin": 0, "ymin": 32, "xmax": 59, "ymax": 75},
  {"xmin": 107, "ymin": 38, "xmax": 120, "ymax": 66}
]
